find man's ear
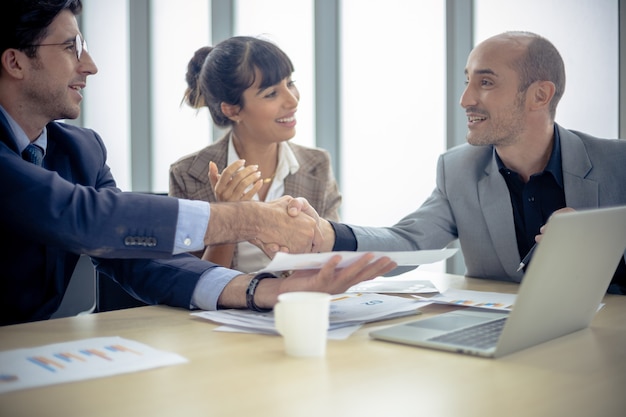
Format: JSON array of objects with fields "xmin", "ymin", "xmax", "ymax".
[
  {"xmin": 221, "ymin": 102, "xmax": 242, "ymax": 123},
  {"xmin": 0, "ymin": 49, "xmax": 26, "ymax": 79},
  {"xmin": 528, "ymin": 80, "xmax": 556, "ymax": 111}
]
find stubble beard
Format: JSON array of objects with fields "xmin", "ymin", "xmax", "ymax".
[
  {"xmin": 25, "ymin": 61, "xmax": 80, "ymax": 123},
  {"xmin": 466, "ymin": 96, "xmax": 526, "ymax": 148}
]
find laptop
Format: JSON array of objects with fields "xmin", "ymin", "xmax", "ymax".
[{"xmin": 370, "ymin": 205, "xmax": 626, "ymax": 358}]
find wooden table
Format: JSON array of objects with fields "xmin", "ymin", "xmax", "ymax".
[{"xmin": 1, "ymin": 271, "xmax": 625, "ymax": 417}]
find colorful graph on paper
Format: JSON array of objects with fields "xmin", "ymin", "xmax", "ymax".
[
  {"xmin": 0, "ymin": 336, "xmax": 187, "ymax": 394},
  {"xmin": 428, "ymin": 289, "xmax": 516, "ymax": 311}
]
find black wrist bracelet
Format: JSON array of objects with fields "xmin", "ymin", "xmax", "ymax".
[{"xmin": 246, "ymin": 272, "xmax": 277, "ymax": 312}]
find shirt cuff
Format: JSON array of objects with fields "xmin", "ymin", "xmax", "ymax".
[
  {"xmin": 191, "ymin": 267, "xmax": 242, "ymax": 310},
  {"xmin": 173, "ymin": 199, "xmax": 211, "ymax": 254},
  {"xmin": 329, "ymin": 221, "xmax": 357, "ymax": 251}
]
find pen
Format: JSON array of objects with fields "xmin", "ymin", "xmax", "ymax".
[{"xmin": 517, "ymin": 243, "xmax": 538, "ymax": 272}]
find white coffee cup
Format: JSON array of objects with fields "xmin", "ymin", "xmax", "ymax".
[{"xmin": 274, "ymin": 291, "xmax": 331, "ymax": 357}]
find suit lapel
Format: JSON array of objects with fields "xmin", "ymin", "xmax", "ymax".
[
  {"xmin": 43, "ymin": 132, "xmax": 64, "ymax": 176},
  {"xmin": 283, "ymin": 143, "xmax": 302, "ymax": 197},
  {"xmin": 558, "ymin": 127, "xmax": 598, "ymax": 208},
  {"xmin": 478, "ymin": 151, "xmax": 524, "ymax": 281},
  {"xmin": 189, "ymin": 137, "xmax": 228, "ymax": 184},
  {"xmin": 282, "ymin": 144, "xmax": 322, "ymax": 206},
  {"xmin": 0, "ymin": 111, "xmax": 20, "ymax": 154},
  {"xmin": 478, "ymin": 127, "xmax": 598, "ymax": 280}
]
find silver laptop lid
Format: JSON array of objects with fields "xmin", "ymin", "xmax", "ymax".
[{"xmin": 494, "ymin": 205, "xmax": 626, "ymax": 357}]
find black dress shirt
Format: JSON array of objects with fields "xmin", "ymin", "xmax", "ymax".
[{"xmin": 497, "ymin": 127, "xmax": 566, "ymax": 260}]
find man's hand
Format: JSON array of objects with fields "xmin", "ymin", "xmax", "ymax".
[
  {"xmin": 283, "ymin": 253, "xmax": 397, "ymax": 294},
  {"xmin": 206, "ymin": 197, "xmax": 320, "ymax": 256},
  {"xmin": 285, "ymin": 197, "xmax": 336, "ymax": 253},
  {"xmin": 255, "ymin": 196, "xmax": 322, "ymax": 256},
  {"xmin": 535, "ymin": 207, "xmax": 576, "ymax": 243},
  {"xmin": 250, "ymin": 253, "xmax": 398, "ymax": 309}
]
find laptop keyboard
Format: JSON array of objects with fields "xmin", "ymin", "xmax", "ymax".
[{"xmin": 428, "ymin": 317, "xmax": 507, "ymax": 349}]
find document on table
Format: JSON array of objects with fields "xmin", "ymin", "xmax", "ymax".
[
  {"xmin": 347, "ymin": 279, "xmax": 439, "ymax": 294},
  {"xmin": 425, "ymin": 289, "xmax": 517, "ymax": 311},
  {"xmin": 426, "ymin": 288, "xmax": 605, "ymax": 312},
  {"xmin": 258, "ymin": 248, "xmax": 458, "ymax": 272},
  {"xmin": 0, "ymin": 337, "xmax": 187, "ymax": 394},
  {"xmin": 192, "ymin": 292, "xmax": 431, "ymax": 340}
]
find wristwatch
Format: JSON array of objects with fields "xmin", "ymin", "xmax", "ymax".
[{"xmin": 245, "ymin": 272, "xmax": 277, "ymax": 312}]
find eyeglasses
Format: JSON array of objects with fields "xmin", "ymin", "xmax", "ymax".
[{"xmin": 24, "ymin": 34, "xmax": 88, "ymax": 61}]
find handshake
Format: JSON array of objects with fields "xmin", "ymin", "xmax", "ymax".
[
  {"xmin": 204, "ymin": 195, "xmax": 334, "ymax": 257},
  {"xmin": 206, "ymin": 196, "xmax": 398, "ymax": 310}
]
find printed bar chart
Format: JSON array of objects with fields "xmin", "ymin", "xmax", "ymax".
[{"xmin": 0, "ymin": 337, "xmax": 187, "ymax": 394}]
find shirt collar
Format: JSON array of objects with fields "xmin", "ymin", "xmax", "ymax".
[
  {"xmin": 495, "ymin": 124, "xmax": 563, "ymax": 188},
  {"xmin": 0, "ymin": 105, "xmax": 48, "ymax": 155},
  {"xmin": 226, "ymin": 131, "xmax": 300, "ymax": 178},
  {"xmin": 545, "ymin": 125, "xmax": 564, "ymax": 188}
]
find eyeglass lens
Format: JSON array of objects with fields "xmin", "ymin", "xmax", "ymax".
[{"xmin": 75, "ymin": 34, "xmax": 88, "ymax": 61}]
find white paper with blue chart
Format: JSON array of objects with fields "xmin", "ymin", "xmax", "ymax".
[{"xmin": 0, "ymin": 336, "xmax": 187, "ymax": 394}]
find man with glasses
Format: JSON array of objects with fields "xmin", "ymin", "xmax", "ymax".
[{"xmin": 0, "ymin": 0, "xmax": 396, "ymax": 325}]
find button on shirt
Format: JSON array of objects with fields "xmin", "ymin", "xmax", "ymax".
[{"xmin": 497, "ymin": 127, "xmax": 566, "ymax": 260}]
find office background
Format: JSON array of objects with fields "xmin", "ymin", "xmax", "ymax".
[{"xmin": 76, "ymin": 0, "xmax": 622, "ymax": 274}]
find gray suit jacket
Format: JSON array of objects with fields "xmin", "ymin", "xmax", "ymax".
[{"xmin": 351, "ymin": 125, "xmax": 626, "ymax": 282}]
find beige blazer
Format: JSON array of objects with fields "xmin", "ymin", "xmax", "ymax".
[{"xmin": 170, "ymin": 134, "xmax": 341, "ymax": 219}]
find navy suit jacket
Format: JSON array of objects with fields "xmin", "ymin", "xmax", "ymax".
[{"xmin": 0, "ymin": 113, "xmax": 218, "ymax": 325}]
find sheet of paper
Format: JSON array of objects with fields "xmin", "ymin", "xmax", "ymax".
[
  {"xmin": 214, "ymin": 323, "xmax": 364, "ymax": 340},
  {"xmin": 425, "ymin": 289, "xmax": 517, "ymax": 310},
  {"xmin": 0, "ymin": 337, "xmax": 187, "ymax": 394},
  {"xmin": 347, "ymin": 279, "xmax": 439, "ymax": 294},
  {"xmin": 192, "ymin": 293, "xmax": 431, "ymax": 339},
  {"xmin": 426, "ymin": 288, "xmax": 605, "ymax": 312},
  {"xmin": 258, "ymin": 248, "xmax": 458, "ymax": 272}
]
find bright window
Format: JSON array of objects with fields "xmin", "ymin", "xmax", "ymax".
[
  {"xmin": 474, "ymin": 0, "xmax": 618, "ymax": 138},
  {"xmin": 82, "ymin": 0, "xmax": 131, "ymax": 190},
  {"xmin": 151, "ymin": 0, "xmax": 211, "ymax": 192},
  {"xmin": 340, "ymin": 0, "xmax": 446, "ymax": 271}
]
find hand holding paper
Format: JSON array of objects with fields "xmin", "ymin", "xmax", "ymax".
[{"xmin": 258, "ymin": 248, "xmax": 458, "ymax": 273}]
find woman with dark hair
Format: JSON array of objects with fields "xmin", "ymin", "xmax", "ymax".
[{"xmin": 170, "ymin": 36, "xmax": 341, "ymax": 272}]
